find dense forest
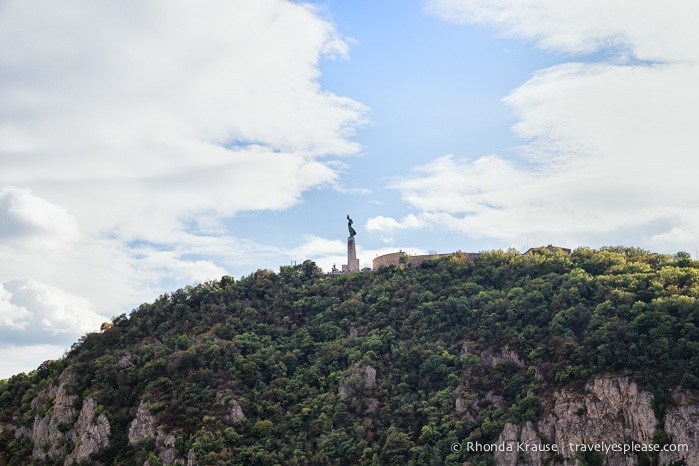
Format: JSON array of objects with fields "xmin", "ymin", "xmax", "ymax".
[{"xmin": 1, "ymin": 246, "xmax": 698, "ymax": 465}]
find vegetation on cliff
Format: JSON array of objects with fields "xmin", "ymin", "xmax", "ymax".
[{"xmin": 1, "ymin": 247, "xmax": 698, "ymax": 465}]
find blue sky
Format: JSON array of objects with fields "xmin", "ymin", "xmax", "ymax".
[{"xmin": 2, "ymin": 0, "xmax": 699, "ymax": 378}]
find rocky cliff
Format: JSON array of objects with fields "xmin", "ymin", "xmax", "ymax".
[
  {"xmin": 0, "ymin": 369, "xmax": 189, "ymax": 464},
  {"xmin": 493, "ymin": 376, "xmax": 698, "ymax": 466},
  {"xmin": 5, "ymin": 368, "xmax": 697, "ymax": 465},
  {"xmin": 128, "ymin": 399, "xmax": 177, "ymax": 464},
  {"xmin": 3, "ymin": 368, "xmax": 112, "ymax": 465},
  {"xmin": 64, "ymin": 397, "xmax": 111, "ymax": 465}
]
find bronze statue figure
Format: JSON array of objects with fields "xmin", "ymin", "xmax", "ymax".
[{"xmin": 347, "ymin": 215, "xmax": 357, "ymax": 237}]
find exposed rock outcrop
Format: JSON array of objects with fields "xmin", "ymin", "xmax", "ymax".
[
  {"xmin": 128, "ymin": 400, "xmax": 159, "ymax": 445},
  {"xmin": 18, "ymin": 368, "xmax": 112, "ymax": 464},
  {"xmin": 519, "ymin": 422, "xmax": 545, "ymax": 466},
  {"xmin": 64, "ymin": 397, "xmax": 111, "ymax": 465},
  {"xmin": 32, "ymin": 368, "xmax": 78, "ymax": 461},
  {"xmin": 187, "ymin": 448, "xmax": 199, "ymax": 466},
  {"xmin": 492, "ymin": 376, "xmax": 698, "ymax": 466},
  {"xmin": 225, "ymin": 399, "xmax": 246, "ymax": 425},
  {"xmin": 118, "ymin": 350, "xmax": 137, "ymax": 368},
  {"xmin": 348, "ymin": 325, "xmax": 368, "ymax": 339},
  {"xmin": 339, "ymin": 363, "xmax": 377, "ymax": 400},
  {"xmin": 14, "ymin": 425, "xmax": 31, "ymax": 439},
  {"xmin": 216, "ymin": 390, "xmax": 246, "ymax": 425},
  {"xmin": 493, "ymin": 422, "xmax": 555, "ymax": 466},
  {"xmin": 455, "ymin": 396, "xmax": 468, "ymax": 415},
  {"xmin": 479, "ymin": 346, "xmax": 526, "ymax": 367},
  {"xmin": 493, "ymin": 422, "xmax": 520, "ymax": 466},
  {"xmin": 128, "ymin": 399, "xmax": 178, "ymax": 464},
  {"xmin": 364, "ymin": 365, "xmax": 377, "ymax": 388},
  {"xmin": 660, "ymin": 400, "xmax": 699, "ymax": 465},
  {"xmin": 544, "ymin": 376, "xmax": 656, "ymax": 449},
  {"xmin": 158, "ymin": 433, "xmax": 177, "ymax": 464}
]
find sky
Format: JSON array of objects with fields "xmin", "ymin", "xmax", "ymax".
[{"xmin": 2, "ymin": 0, "xmax": 699, "ymax": 378}]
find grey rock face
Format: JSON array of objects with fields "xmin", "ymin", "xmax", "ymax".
[
  {"xmin": 128, "ymin": 400, "xmax": 159, "ymax": 445},
  {"xmin": 64, "ymin": 397, "xmax": 111, "ymax": 465},
  {"xmin": 479, "ymin": 346, "xmax": 525, "ymax": 367},
  {"xmin": 32, "ymin": 368, "xmax": 77, "ymax": 461},
  {"xmin": 23, "ymin": 368, "xmax": 112, "ymax": 464},
  {"xmin": 216, "ymin": 390, "xmax": 246, "ymax": 425},
  {"xmin": 493, "ymin": 422, "xmax": 519, "ymax": 466},
  {"xmin": 118, "ymin": 350, "xmax": 136, "ymax": 368},
  {"xmin": 492, "ymin": 376, "xmax": 698, "ymax": 466},
  {"xmin": 158, "ymin": 433, "xmax": 177, "ymax": 464},
  {"xmin": 660, "ymin": 402, "xmax": 699, "ymax": 465},
  {"xmin": 339, "ymin": 363, "xmax": 378, "ymax": 400},
  {"xmin": 128, "ymin": 399, "xmax": 180, "ymax": 464},
  {"xmin": 187, "ymin": 448, "xmax": 199, "ymax": 466},
  {"xmin": 547, "ymin": 376, "xmax": 656, "ymax": 451},
  {"xmin": 364, "ymin": 365, "xmax": 377, "ymax": 388},
  {"xmin": 225, "ymin": 399, "xmax": 246, "ymax": 425}
]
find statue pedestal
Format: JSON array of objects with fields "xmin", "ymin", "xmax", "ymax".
[{"xmin": 341, "ymin": 236, "xmax": 360, "ymax": 272}]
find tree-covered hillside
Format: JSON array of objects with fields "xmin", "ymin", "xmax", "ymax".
[{"xmin": 1, "ymin": 247, "xmax": 698, "ymax": 465}]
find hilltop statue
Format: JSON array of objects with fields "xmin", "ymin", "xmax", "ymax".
[
  {"xmin": 343, "ymin": 215, "xmax": 360, "ymax": 272},
  {"xmin": 347, "ymin": 215, "xmax": 357, "ymax": 238}
]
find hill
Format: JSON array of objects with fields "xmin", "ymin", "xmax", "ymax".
[{"xmin": 1, "ymin": 247, "xmax": 698, "ymax": 465}]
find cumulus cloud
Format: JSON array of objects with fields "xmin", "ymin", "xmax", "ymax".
[
  {"xmin": 0, "ymin": 279, "xmax": 106, "ymax": 346},
  {"xmin": 425, "ymin": 0, "xmax": 699, "ymax": 62},
  {"xmin": 0, "ymin": 187, "xmax": 80, "ymax": 242},
  {"xmin": 0, "ymin": 0, "xmax": 369, "ymax": 244},
  {"xmin": 370, "ymin": 1, "xmax": 699, "ymax": 252},
  {"xmin": 367, "ymin": 214, "xmax": 427, "ymax": 232},
  {"xmin": 291, "ymin": 235, "xmax": 346, "ymax": 259},
  {"xmin": 0, "ymin": 1, "xmax": 369, "ymax": 376},
  {"xmin": 0, "ymin": 0, "xmax": 367, "ymax": 238}
]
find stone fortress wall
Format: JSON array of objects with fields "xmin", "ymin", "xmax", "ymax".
[
  {"xmin": 372, "ymin": 245, "xmax": 570, "ymax": 270},
  {"xmin": 372, "ymin": 251, "xmax": 479, "ymax": 269},
  {"xmin": 371, "ymin": 252, "xmax": 407, "ymax": 269}
]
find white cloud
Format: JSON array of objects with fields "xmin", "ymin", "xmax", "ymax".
[
  {"xmin": 425, "ymin": 0, "xmax": 699, "ymax": 62},
  {"xmin": 0, "ymin": 0, "xmax": 368, "ymax": 238},
  {"xmin": 0, "ymin": 279, "xmax": 106, "ymax": 346},
  {"xmin": 291, "ymin": 235, "xmax": 346, "ymax": 259},
  {"xmin": 506, "ymin": 62, "xmax": 699, "ymax": 171},
  {"xmin": 371, "ymin": 107, "xmax": 699, "ymax": 249},
  {"xmin": 0, "ymin": 187, "xmax": 80, "ymax": 242},
  {"xmin": 0, "ymin": 344, "xmax": 68, "ymax": 380},
  {"xmin": 0, "ymin": 1, "xmax": 370, "ymax": 376},
  {"xmin": 366, "ymin": 214, "xmax": 427, "ymax": 231},
  {"xmin": 0, "ymin": 286, "xmax": 30, "ymax": 331},
  {"xmin": 387, "ymin": 155, "xmax": 531, "ymax": 214},
  {"xmin": 286, "ymin": 235, "xmax": 347, "ymax": 272},
  {"xmin": 374, "ymin": 1, "xmax": 699, "ymax": 253}
]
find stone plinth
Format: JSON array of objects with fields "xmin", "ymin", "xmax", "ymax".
[{"xmin": 342, "ymin": 236, "xmax": 360, "ymax": 272}]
